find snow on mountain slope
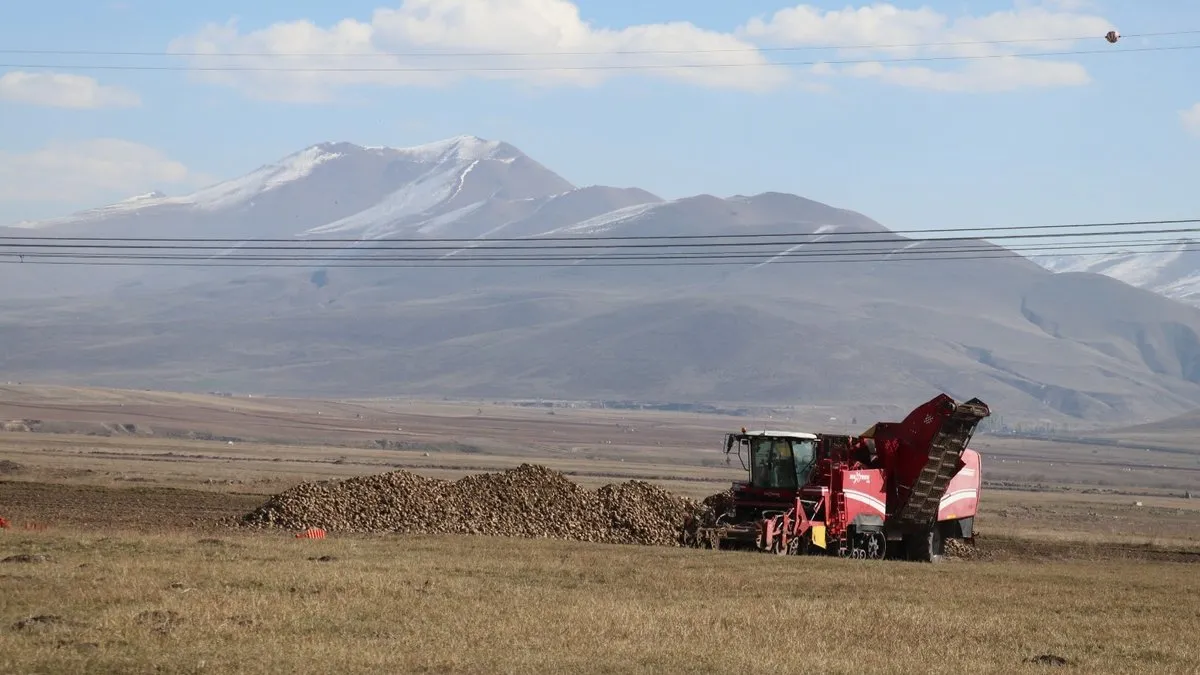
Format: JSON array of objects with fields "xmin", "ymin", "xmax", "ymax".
[
  {"xmin": 179, "ymin": 143, "xmax": 348, "ymax": 211},
  {"xmin": 300, "ymin": 136, "xmax": 575, "ymax": 240},
  {"xmin": 7, "ymin": 136, "xmax": 892, "ymax": 255},
  {"xmin": 6, "ymin": 136, "xmax": 576, "ymax": 241},
  {"xmin": 304, "ymin": 162, "xmax": 485, "ymax": 238},
  {"xmin": 380, "ymin": 135, "xmax": 516, "ymax": 164},
  {"xmin": 9, "ymin": 145, "xmax": 351, "ymax": 229},
  {"xmin": 15, "ymin": 135, "xmax": 1200, "ymax": 425},
  {"xmin": 3, "ymin": 135, "xmax": 921, "ymax": 291},
  {"xmin": 524, "ymin": 191, "xmax": 899, "ymax": 271},
  {"xmin": 122, "ymin": 191, "xmax": 168, "ymax": 203},
  {"xmin": 1033, "ymin": 240, "xmax": 1200, "ymax": 306},
  {"xmin": 749, "ymin": 224, "xmax": 841, "ymax": 269},
  {"xmin": 542, "ymin": 201, "xmax": 662, "ymax": 236}
]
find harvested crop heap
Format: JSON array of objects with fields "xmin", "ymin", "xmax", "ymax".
[
  {"xmin": 943, "ymin": 537, "xmax": 987, "ymax": 560},
  {"xmin": 243, "ymin": 463, "xmax": 708, "ymax": 547}
]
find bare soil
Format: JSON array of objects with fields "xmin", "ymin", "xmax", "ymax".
[
  {"xmin": 0, "ymin": 481, "xmax": 262, "ymax": 532},
  {"xmin": 2, "ymin": 385, "xmax": 1199, "ymax": 673},
  {"xmin": 4, "ymin": 383, "xmax": 1199, "ymax": 494},
  {"xmin": 3, "ymin": 479, "xmax": 1198, "ymax": 566}
]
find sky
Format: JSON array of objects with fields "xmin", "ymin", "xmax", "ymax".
[{"xmin": 0, "ymin": 0, "xmax": 1197, "ymax": 232}]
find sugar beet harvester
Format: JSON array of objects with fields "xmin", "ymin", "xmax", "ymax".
[{"xmin": 682, "ymin": 394, "xmax": 990, "ymax": 562}]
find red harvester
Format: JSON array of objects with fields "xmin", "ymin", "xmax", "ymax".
[{"xmin": 683, "ymin": 393, "xmax": 990, "ymax": 562}]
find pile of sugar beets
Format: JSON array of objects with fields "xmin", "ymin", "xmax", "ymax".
[{"xmin": 242, "ymin": 463, "xmax": 730, "ymax": 547}]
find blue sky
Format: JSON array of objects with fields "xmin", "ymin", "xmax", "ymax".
[{"xmin": 0, "ymin": 0, "xmax": 1197, "ymax": 232}]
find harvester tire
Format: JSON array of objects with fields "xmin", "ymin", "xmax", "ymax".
[
  {"xmin": 905, "ymin": 527, "xmax": 943, "ymax": 563},
  {"xmin": 786, "ymin": 536, "xmax": 804, "ymax": 556},
  {"xmin": 861, "ymin": 530, "xmax": 886, "ymax": 560}
]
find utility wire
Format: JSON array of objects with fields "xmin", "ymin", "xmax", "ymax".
[
  {"xmin": 2, "ymin": 43, "xmax": 1197, "ymax": 73},
  {"xmin": 1, "ymin": 237, "xmax": 1195, "ymax": 268},
  {"xmin": 0, "ymin": 30, "xmax": 1192, "ymax": 58},
  {"xmin": 5, "ymin": 217, "xmax": 1199, "ymax": 243},
  {"xmin": 3, "ymin": 237, "xmax": 1188, "ymax": 262},
  {"xmin": 3, "ymin": 224, "xmax": 1200, "ymax": 252},
  {"xmin": 0, "ymin": 247, "xmax": 1169, "ymax": 269},
  {"xmin": 0, "ymin": 248, "xmax": 1164, "ymax": 264}
]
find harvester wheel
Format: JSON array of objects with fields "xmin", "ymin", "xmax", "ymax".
[
  {"xmin": 905, "ymin": 527, "xmax": 943, "ymax": 563},
  {"xmin": 772, "ymin": 537, "xmax": 788, "ymax": 555},
  {"xmin": 787, "ymin": 537, "xmax": 804, "ymax": 556},
  {"xmin": 858, "ymin": 530, "xmax": 886, "ymax": 560}
]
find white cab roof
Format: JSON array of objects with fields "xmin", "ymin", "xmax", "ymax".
[{"xmin": 735, "ymin": 430, "xmax": 818, "ymax": 440}]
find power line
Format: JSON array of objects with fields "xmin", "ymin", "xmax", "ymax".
[
  {"xmin": 2, "ymin": 224, "xmax": 1199, "ymax": 252},
  {"xmin": 4, "ymin": 236, "xmax": 1186, "ymax": 261},
  {"xmin": 1, "ymin": 30, "xmax": 1193, "ymax": 59},
  {"xmin": 0, "ymin": 246, "xmax": 1168, "ymax": 264},
  {"xmin": 0, "ymin": 247, "xmax": 1165, "ymax": 269},
  {"xmin": 0, "ymin": 237, "xmax": 1193, "ymax": 268},
  {"xmin": 5, "ymin": 217, "xmax": 1199, "ymax": 244},
  {"xmin": 2, "ymin": 43, "xmax": 1197, "ymax": 73}
]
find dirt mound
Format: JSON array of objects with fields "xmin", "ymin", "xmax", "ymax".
[
  {"xmin": 242, "ymin": 464, "xmax": 706, "ymax": 546},
  {"xmin": 0, "ymin": 460, "xmax": 23, "ymax": 475}
]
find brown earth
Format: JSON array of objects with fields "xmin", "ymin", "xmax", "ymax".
[
  {"xmin": 0, "ymin": 481, "xmax": 262, "ymax": 532},
  {"xmin": 3, "ymin": 478, "xmax": 1198, "ymax": 566},
  {"xmin": 2, "ymin": 384, "xmax": 1199, "ymax": 565},
  {"xmin": 4, "ymin": 383, "xmax": 1200, "ymax": 495}
]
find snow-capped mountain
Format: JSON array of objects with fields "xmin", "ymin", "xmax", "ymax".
[
  {"xmin": 1033, "ymin": 240, "xmax": 1200, "ymax": 307},
  {"xmin": 3, "ymin": 135, "xmax": 908, "ymax": 284},
  {"xmin": 8, "ymin": 136, "xmax": 581, "ymax": 239},
  {"xmin": 8, "ymin": 135, "xmax": 895, "ymax": 247},
  {"xmin": 11, "ymin": 135, "xmax": 1200, "ymax": 427}
]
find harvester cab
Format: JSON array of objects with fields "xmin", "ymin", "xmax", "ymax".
[
  {"xmin": 724, "ymin": 430, "xmax": 818, "ymax": 497},
  {"xmin": 686, "ymin": 394, "xmax": 990, "ymax": 562}
]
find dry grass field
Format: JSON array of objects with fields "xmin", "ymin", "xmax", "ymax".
[
  {"xmin": 3, "ymin": 385, "xmax": 1200, "ymax": 673},
  {"xmin": 2, "ymin": 528, "xmax": 1199, "ymax": 674}
]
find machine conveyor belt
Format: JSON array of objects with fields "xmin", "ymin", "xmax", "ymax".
[{"xmin": 893, "ymin": 399, "xmax": 990, "ymax": 529}]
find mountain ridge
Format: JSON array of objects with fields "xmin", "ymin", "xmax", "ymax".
[
  {"xmin": 2, "ymin": 135, "xmax": 1199, "ymax": 428},
  {"xmin": 1033, "ymin": 238, "xmax": 1200, "ymax": 307}
]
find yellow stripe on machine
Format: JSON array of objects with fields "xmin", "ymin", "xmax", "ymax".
[{"xmin": 811, "ymin": 525, "xmax": 826, "ymax": 549}]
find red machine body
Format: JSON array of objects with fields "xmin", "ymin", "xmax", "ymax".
[
  {"xmin": 684, "ymin": 393, "xmax": 990, "ymax": 561},
  {"xmin": 938, "ymin": 448, "xmax": 981, "ymax": 522}
]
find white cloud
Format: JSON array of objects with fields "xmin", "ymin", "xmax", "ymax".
[
  {"xmin": 168, "ymin": 0, "xmax": 789, "ymax": 101},
  {"xmin": 0, "ymin": 71, "xmax": 141, "ymax": 109},
  {"xmin": 739, "ymin": 2, "xmax": 1115, "ymax": 92},
  {"xmin": 1183, "ymin": 104, "xmax": 1200, "ymax": 138},
  {"xmin": 0, "ymin": 139, "xmax": 195, "ymax": 202},
  {"xmin": 1035, "ymin": 0, "xmax": 1099, "ymax": 11},
  {"xmin": 841, "ymin": 58, "xmax": 1089, "ymax": 92}
]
